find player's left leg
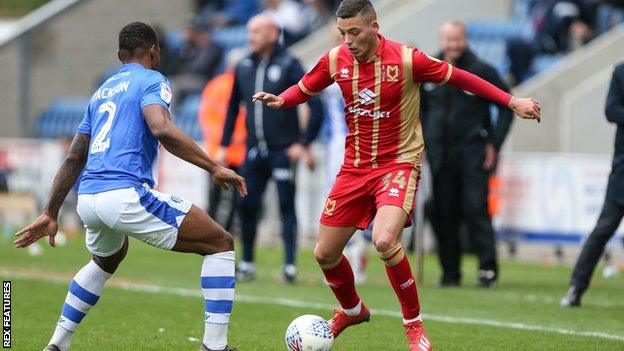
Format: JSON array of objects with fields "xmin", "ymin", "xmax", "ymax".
[
  {"xmin": 371, "ymin": 206, "xmax": 431, "ymax": 351},
  {"xmin": 372, "ymin": 164, "xmax": 431, "ymax": 351}
]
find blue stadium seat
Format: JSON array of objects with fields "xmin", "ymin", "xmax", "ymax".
[
  {"xmin": 37, "ymin": 98, "xmax": 90, "ymax": 138},
  {"xmin": 212, "ymin": 25, "xmax": 247, "ymax": 52},
  {"xmin": 529, "ymin": 54, "xmax": 565, "ymax": 77}
]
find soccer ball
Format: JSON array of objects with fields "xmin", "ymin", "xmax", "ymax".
[{"xmin": 285, "ymin": 314, "xmax": 334, "ymax": 351}]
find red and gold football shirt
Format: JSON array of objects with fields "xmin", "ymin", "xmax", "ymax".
[{"xmin": 299, "ymin": 34, "xmax": 453, "ymax": 169}]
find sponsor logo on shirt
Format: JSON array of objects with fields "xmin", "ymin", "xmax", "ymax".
[
  {"xmin": 358, "ymin": 88, "xmax": 377, "ymax": 106},
  {"xmin": 347, "ymin": 106, "xmax": 390, "ymax": 119}
]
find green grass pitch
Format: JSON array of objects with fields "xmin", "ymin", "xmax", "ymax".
[{"xmin": 1, "ymin": 234, "xmax": 622, "ymax": 350}]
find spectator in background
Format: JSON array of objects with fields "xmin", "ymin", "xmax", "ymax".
[
  {"xmin": 421, "ymin": 20, "xmax": 514, "ymax": 288},
  {"xmin": 302, "ymin": 0, "xmax": 336, "ymax": 33},
  {"xmin": 0, "ymin": 149, "xmax": 9, "ymax": 192},
  {"xmin": 263, "ymin": 0, "xmax": 308, "ymax": 46},
  {"xmin": 152, "ymin": 24, "xmax": 181, "ymax": 77},
  {"xmin": 506, "ymin": 0, "xmax": 597, "ymax": 84},
  {"xmin": 595, "ymin": 0, "xmax": 624, "ymax": 35},
  {"xmin": 561, "ymin": 62, "xmax": 624, "ymax": 307},
  {"xmin": 202, "ymin": 0, "xmax": 261, "ymax": 28},
  {"xmin": 219, "ymin": 14, "xmax": 324, "ymax": 283},
  {"xmin": 198, "ymin": 48, "xmax": 248, "ymax": 233},
  {"xmin": 169, "ymin": 20, "xmax": 223, "ymax": 101}
]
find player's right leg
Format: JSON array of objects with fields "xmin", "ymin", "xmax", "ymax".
[
  {"xmin": 45, "ymin": 192, "xmax": 131, "ymax": 351},
  {"xmin": 317, "ymin": 167, "xmax": 375, "ymax": 338},
  {"xmin": 171, "ymin": 205, "xmax": 237, "ymax": 351},
  {"xmin": 314, "ymin": 224, "xmax": 371, "ymax": 337}
]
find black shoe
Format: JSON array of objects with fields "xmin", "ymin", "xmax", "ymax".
[
  {"xmin": 560, "ymin": 286, "xmax": 582, "ymax": 307},
  {"xmin": 200, "ymin": 344, "xmax": 239, "ymax": 351},
  {"xmin": 43, "ymin": 345, "xmax": 61, "ymax": 351},
  {"xmin": 477, "ymin": 270, "xmax": 498, "ymax": 288},
  {"xmin": 235, "ymin": 262, "xmax": 257, "ymax": 282},
  {"xmin": 437, "ymin": 276, "xmax": 460, "ymax": 287},
  {"xmin": 283, "ymin": 264, "xmax": 297, "ymax": 284}
]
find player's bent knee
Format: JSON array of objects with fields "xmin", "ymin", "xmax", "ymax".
[
  {"xmin": 217, "ymin": 232, "xmax": 234, "ymax": 252},
  {"xmin": 197, "ymin": 231, "xmax": 234, "ymax": 255},
  {"xmin": 373, "ymin": 237, "xmax": 398, "ymax": 254},
  {"xmin": 91, "ymin": 236, "xmax": 128, "ymax": 274},
  {"xmin": 313, "ymin": 245, "xmax": 340, "ymax": 266}
]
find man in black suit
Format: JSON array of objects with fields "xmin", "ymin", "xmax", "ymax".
[
  {"xmin": 561, "ymin": 62, "xmax": 624, "ymax": 307},
  {"xmin": 421, "ymin": 20, "xmax": 513, "ymax": 288}
]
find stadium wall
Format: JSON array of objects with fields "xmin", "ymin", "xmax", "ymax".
[
  {"xmin": 0, "ymin": 0, "xmax": 193, "ymax": 138},
  {"xmin": 511, "ymin": 24, "xmax": 624, "ymax": 154}
]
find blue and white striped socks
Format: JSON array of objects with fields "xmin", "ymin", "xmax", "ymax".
[
  {"xmin": 201, "ymin": 251, "xmax": 235, "ymax": 350},
  {"xmin": 49, "ymin": 260, "xmax": 111, "ymax": 350}
]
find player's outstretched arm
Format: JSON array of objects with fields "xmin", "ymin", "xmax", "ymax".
[
  {"xmin": 448, "ymin": 68, "xmax": 541, "ymax": 122},
  {"xmin": 143, "ymin": 104, "xmax": 247, "ymax": 197},
  {"xmin": 14, "ymin": 133, "xmax": 89, "ymax": 248}
]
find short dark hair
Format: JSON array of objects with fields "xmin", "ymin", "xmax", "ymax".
[
  {"xmin": 336, "ymin": 0, "xmax": 376, "ymax": 21},
  {"xmin": 118, "ymin": 22, "xmax": 158, "ymax": 59}
]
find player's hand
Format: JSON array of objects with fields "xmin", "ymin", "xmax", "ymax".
[
  {"xmin": 14, "ymin": 213, "xmax": 58, "ymax": 248},
  {"xmin": 212, "ymin": 165, "xmax": 247, "ymax": 197},
  {"xmin": 252, "ymin": 92, "xmax": 284, "ymax": 109},
  {"xmin": 509, "ymin": 96, "xmax": 541, "ymax": 123},
  {"xmin": 286, "ymin": 143, "xmax": 304, "ymax": 163},
  {"xmin": 483, "ymin": 143, "xmax": 497, "ymax": 170},
  {"xmin": 304, "ymin": 146, "xmax": 316, "ymax": 171}
]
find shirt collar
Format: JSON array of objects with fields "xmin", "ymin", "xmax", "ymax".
[{"xmin": 121, "ymin": 62, "xmax": 146, "ymax": 70}]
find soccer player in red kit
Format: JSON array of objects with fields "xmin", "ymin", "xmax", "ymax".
[{"xmin": 253, "ymin": 1, "xmax": 541, "ymax": 349}]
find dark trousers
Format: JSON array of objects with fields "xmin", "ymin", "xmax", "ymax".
[
  {"xmin": 431, "ymin": 158, "xmax": 497, "ymax": 281},
  {"xmin": 570, "ymin": 194, "xmax": 624, "ymax": 291},
  {"xmin": 207, "ymin": 166, "xmax": 239, "ymax": 233},
  {"xmin": 239, "ymin": 148, "xmax": 297, "ymax": 265}
]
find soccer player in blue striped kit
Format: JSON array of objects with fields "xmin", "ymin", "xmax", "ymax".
[{"xmin": 14, "ymin": 22, "xmax": 246, "ymax": 351}]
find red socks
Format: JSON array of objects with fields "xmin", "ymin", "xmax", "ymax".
[
  {"xmin": 320, "ymin": 255, "xmax": 360, "ymax": 310},
  {"xmin": 381, "ymin": 243, "xmax": 420, "ymax": 321}
]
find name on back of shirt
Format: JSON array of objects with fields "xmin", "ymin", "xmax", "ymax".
[{"xmin": 91, "ymin": 81, "xmax": 130, "ymax": 102}]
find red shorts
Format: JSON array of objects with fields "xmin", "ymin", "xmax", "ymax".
[{"xmin": 320, "ymin": 163, "xmax": 421, "ymax": 230}]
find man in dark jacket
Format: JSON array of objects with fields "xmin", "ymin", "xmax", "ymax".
[
  {"xmin": 219, "ymin": 14, "xmax": 324, "ymax": 283},
  {"xmin": 561, "ymin": 62, "xmax": 624, "ymax": 307},
  {"xmin": 421, "ymin": 20, "xmax": 513, "ymax": 288}
]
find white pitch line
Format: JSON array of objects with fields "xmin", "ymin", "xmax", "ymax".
[{"xmin": 3, "ymin": 271, "xmax": 624, "ymax": 342}]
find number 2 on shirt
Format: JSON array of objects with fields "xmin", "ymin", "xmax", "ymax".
[{"xmin": 90, "ymin": 101, "xmax": 117, "ymax": 154}]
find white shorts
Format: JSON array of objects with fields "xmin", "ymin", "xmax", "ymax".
[{"xmin": 77, "ymin": 186, "xmax": 192, "ymax": 257}]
